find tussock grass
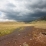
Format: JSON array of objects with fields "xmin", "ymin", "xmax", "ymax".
[
  {"xmin": 0, "ymin": 22, "xmax": 25, "ymax": 36},
  {"xmin": 0, "ymin": 22, "xmax": 32, "ymax": 36},
  {"xmin": 31, "ymin": 21, "xmax": 46, "ymax": 29},
  {"xmin": 0, "ymin": 21, "xmax": 46, "ymax": 36}
]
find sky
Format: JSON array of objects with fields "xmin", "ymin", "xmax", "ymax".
[{"xmin": 0, "ymin": 0, "xmax": 46, "ymax": 22}]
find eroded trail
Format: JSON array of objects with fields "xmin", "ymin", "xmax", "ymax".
[{"xmin": 0, "ymin": 26, "xmax": 46, "ymax": 46}]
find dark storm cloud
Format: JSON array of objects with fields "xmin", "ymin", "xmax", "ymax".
[
  {"xmin": 27, "ymin": 12, "xmax": 46, "ymax": 19},
  {"xmin": 0, "ymin": 0, "xmax": 46, "ymax": 21},
  {"xmin": 3, "ymin": 11, "xmax": 46, "ymax": 22},
  {"xmin": 26, "ymin": 0, "xmax": 46, "ymax": 11}
]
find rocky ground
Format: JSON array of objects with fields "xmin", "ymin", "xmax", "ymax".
[{"xmin": 0, "ymin": 26, "xmax": 46, "ymax": 46}]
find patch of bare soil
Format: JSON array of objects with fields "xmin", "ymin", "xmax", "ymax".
[{"xmin": 0, "ymin": 26, "xmax": 46, "ymax": 46}]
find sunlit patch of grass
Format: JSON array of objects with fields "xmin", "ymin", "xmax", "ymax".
[{"xmin": 0, "ymin": 26, "xmax": 21, "ymax": 36}]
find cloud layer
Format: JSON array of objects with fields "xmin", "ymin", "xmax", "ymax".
[{"xmin": 0, "ymin": 0, "xmax": 46, "ymax": 21}]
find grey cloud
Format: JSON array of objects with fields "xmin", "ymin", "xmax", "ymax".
[
  {"xmin": 3, "ymin": 10, "xmax": 46, "ymax": 22},
  {"xmin": 7, "ymin": 3, "xmax": 16, "ymax": 8},
  {"xmin": 0, "ymin": 0, "xmax": 46, "ymax": 22},
  {"xmin": 26, "ymin": 0, "xmax": 46, "ymax": 11}
]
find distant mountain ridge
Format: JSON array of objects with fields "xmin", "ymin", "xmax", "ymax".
[
  {"xmin": 38, "ymin": 16, "xmax": 46, "ymax": 21},
  {"xmin": 24, "ymin": 16, "xmax": 46, "ymax": 23},
  {"xmin": 40, "ymin": 16, "xmax": 46, "ymax": 20}
]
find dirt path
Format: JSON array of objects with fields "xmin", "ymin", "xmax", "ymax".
[{"xmin": 0, "ymin": 26, "xmax": 46, "ymax": 46}]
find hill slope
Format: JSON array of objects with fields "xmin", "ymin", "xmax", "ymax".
[{"xmin": 37, "ymin": 16, "xmax": 46, "ymax": 21}]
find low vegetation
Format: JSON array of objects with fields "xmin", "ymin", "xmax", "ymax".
[
  {"xmin": 0, "ymin": 20, "xmax": 46, "ymax": 36},
  {"xmin": 30, "ymin": 16, "xmax": 46, "ymax": 29},
  {"xmin": 31, "ymin": 21, "xmax": 46, "ymax": 29},
  {"xmin": 0, "ymin": 22, "xmax": 25, "ymax": 36},
  {"xmin": 0, "ymin": 22, "xmax": 33, "ymax": 36}
]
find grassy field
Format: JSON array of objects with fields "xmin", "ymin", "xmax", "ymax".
[
  {"xmin": 0, "ymin": 22, "xmax": 24, "ymax": 36},
  {"xmin": 31, "ymin": 21, "xmax": 46, "ymax": 29},
  {"xmin": 0, "ymin": 22, "xmax": 33, "ymax": 36},
  {"xmin": 0, "ymin": 21, "xmax": 46, "ymax": 36}
]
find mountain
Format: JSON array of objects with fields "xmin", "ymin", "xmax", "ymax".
[
  {"xmin": 36, "ymin": 16, "xmax": 46, "ymax": 21},
  {"xmin": 40, "ymin": 16, "xmax": 46, "ymax": 20}
]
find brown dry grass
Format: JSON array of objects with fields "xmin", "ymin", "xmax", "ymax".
[
  {"xmin": 31, "ymin": 21, "xmax": 46, "ymax": 29},
  {"xmin": 0, "ymin": 21, "xmax": 46, "ymax": 36}
]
